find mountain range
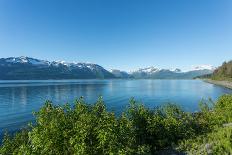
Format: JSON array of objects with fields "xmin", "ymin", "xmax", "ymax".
[
  {"xmin": 0, "ymin": 56, "xmax": 114, "ymax": 79},
  {"xmin": 128, "ymin": 66, "xmax": 214, "ymax": 79},
  {"xmin": 0, "ymin": 56, "xmax": 215, "ymax": 80}
]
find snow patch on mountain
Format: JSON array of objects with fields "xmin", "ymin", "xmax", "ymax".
[
  {"xmin": 130, "ymin": 67, "xmax": 160, "ymax": 74},
  {"xmin": 4, "ymin": 56, "xmax": 50, "ymax": 66},
  {"xmin": 166, "ymin": 68, "xmax": 182, "ymax": 72},
  {"xmin": 130, "ymin": 67, "xmax": 183, "ymax": 74},
  {"xmin": 1, "ymin": 57, "xmax": 216, "ymax": 77},
  {"xmin": 0, "ymin": 57, "xmax": 102, "ymax": 71},
  {"xmin": 191, "ymin": 65, "xmax": 215, "ymax": 71}
]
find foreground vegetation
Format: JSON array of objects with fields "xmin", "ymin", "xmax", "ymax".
[{"xmin": 1, "ymin": 95, "xmax": 232, "ymax": 154}]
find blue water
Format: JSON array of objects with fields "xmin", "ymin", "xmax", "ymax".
[{"xmin": 0, "ymin": 79, "xmax": 231, "ymax": 138}]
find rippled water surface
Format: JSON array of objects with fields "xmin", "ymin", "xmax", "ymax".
[{"xmin": 0, "ymin": 79, "xmax": 231, "ymax": 136}]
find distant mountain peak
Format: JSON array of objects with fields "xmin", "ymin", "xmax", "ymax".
[
  {"xmin": 174, "ymin": 68, "xmax": 181, "ymax": 72},
  {"xmin": 130, "ymin": 65, "xmax": 214, "ymax": 79},
  {"xmin": 0, "ymin": 56, "xmax": 216, "ymax": 80},
  {"xmin": 136, "ymin": 66, "xmax": 160, "ymax": 73},
  {"xmin": 19, "ymin": 56, "xmax": 27, "ymax": 59},
  {"xmin": 191, "ymin": 65, "xmax": 215, "ymax": 71},
  {"xmin": 2, "ymin": 57, "xmax": 101, "ymax": 68},
  {"xmin": 0, "ymin": 56, "xmax": 115, "ymax": 79},
  {"xmin": 166, "ymin": 68, "xmax": 182, "ymax": 72},
  {"xmin": 3, "ymin": 56, "xmax": 50, "ymax": 66},
  {"xmin": 131, "ymin": 67, "xmax": 183, "ymax": 74}
]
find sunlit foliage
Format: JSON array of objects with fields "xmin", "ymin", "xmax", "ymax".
[
  {"xmin": 1, "ymin": 95, "xmax": 232, "ymax": 154},
  {"xmin": 179, "ymin": 95, "xmax": 232, "ymax": 154}
]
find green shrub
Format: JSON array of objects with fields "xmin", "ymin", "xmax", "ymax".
[
  {"xmin": 1, "ymin": 95, "xmax": 232, "ymax": 154},
  {"xmin": 179, "ymin": 126, "xmax": 232, "ymax": 154},
  {"xmin": 178, "ymin": 95, "xmax": 232, "ymax": 154}
]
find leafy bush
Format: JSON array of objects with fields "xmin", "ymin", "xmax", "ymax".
[
  {"xmin": 179, "ymin": 126, "xmax": 232, "ymax": 154},
  {"xmin": 178, "ymin": 95, "xmax": 232, "ymax": 154},
  {"xmin": 1, "ymin": 95, "xmax": 232, "ymax": 154}
]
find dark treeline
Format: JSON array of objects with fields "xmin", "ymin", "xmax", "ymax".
[
  {"xmin": 195, "ymin": 60, "xmax": 232, "ymax": 81},
  {"xmin": 1, "ymin": 95, "xmax": 232, "ymax": 154},
  {"xmin": 212, "ymin": 60, "xmax": 232, "ymax": 81}
]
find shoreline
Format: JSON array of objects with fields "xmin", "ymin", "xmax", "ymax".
[{"xmin": 203, "ymin": 79, "xmax": 232, "ymax": 90}]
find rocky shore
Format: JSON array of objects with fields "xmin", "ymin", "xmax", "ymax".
[{"xmin": 203, "ymin": 79, "xmax": 232, "ymax": 89}]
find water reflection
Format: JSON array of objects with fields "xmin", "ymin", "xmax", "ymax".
[{"xmin": 20, "ymin": 87, "xmax": 27, "ymax": 107}]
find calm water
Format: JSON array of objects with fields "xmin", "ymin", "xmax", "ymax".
[{"xmin": 0, "ymin": 79, "xmax": 231, "ymax": 137}]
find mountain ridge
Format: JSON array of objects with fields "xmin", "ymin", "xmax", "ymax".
[
  {"xmin": 0, "ymin": 56, "xmax": 115, "ymax": 79},
  {"xmin": 127, "ymin": 65, "xmax": 214, "ymax": 79},
  {"xmin": 0, "ymin": 56, "xmax": 215, "ymax": 80}
]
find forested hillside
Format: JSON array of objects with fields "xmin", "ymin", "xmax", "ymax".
[{"xmin": 212, "ymin": 61, "xmax": 232, "ymax": 81}]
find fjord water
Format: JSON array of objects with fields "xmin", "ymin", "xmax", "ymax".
[{"xmin": 0, "ymin": 79, "xmax": 231, "ymax": 136}]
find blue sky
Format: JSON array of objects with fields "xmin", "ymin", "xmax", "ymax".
[{"xmin": 0, "ymin": 0, "xmax": 231, "ymax": 71}]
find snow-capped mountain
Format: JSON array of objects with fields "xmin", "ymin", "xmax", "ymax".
[
  {"xmin": 0, "ymin": 56, "xmax": 115, "ymax": 79},
  {"xmin": 134, "ymin": 67, "xmax": 160, "ymax": 74},
  {"xmin": 191, "ymin": 65, "xmax": 216, "ymax": 71},
  {"xmin": 130, "ymin": 67, "xmax": 182, "ymax": 74},
  {"xmin": 130, "ymin": 66, "xmax": 214, "ymax": 79},
  {"xmin": 0, "ymin": 56, "xmax": 215, "ymax": 80},
  {"xmin": 4, "ymin": 56, "xmax": 50, "ymax": 66}
]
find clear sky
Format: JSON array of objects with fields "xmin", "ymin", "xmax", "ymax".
[{"xmin": 0, "ymin": 0, "xmax": 231, "ymax": 71}]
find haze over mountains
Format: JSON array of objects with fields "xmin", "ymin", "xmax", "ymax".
[{"xmin": 0, "ymin": 56, "xmax": 215, "ymax": 80}]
